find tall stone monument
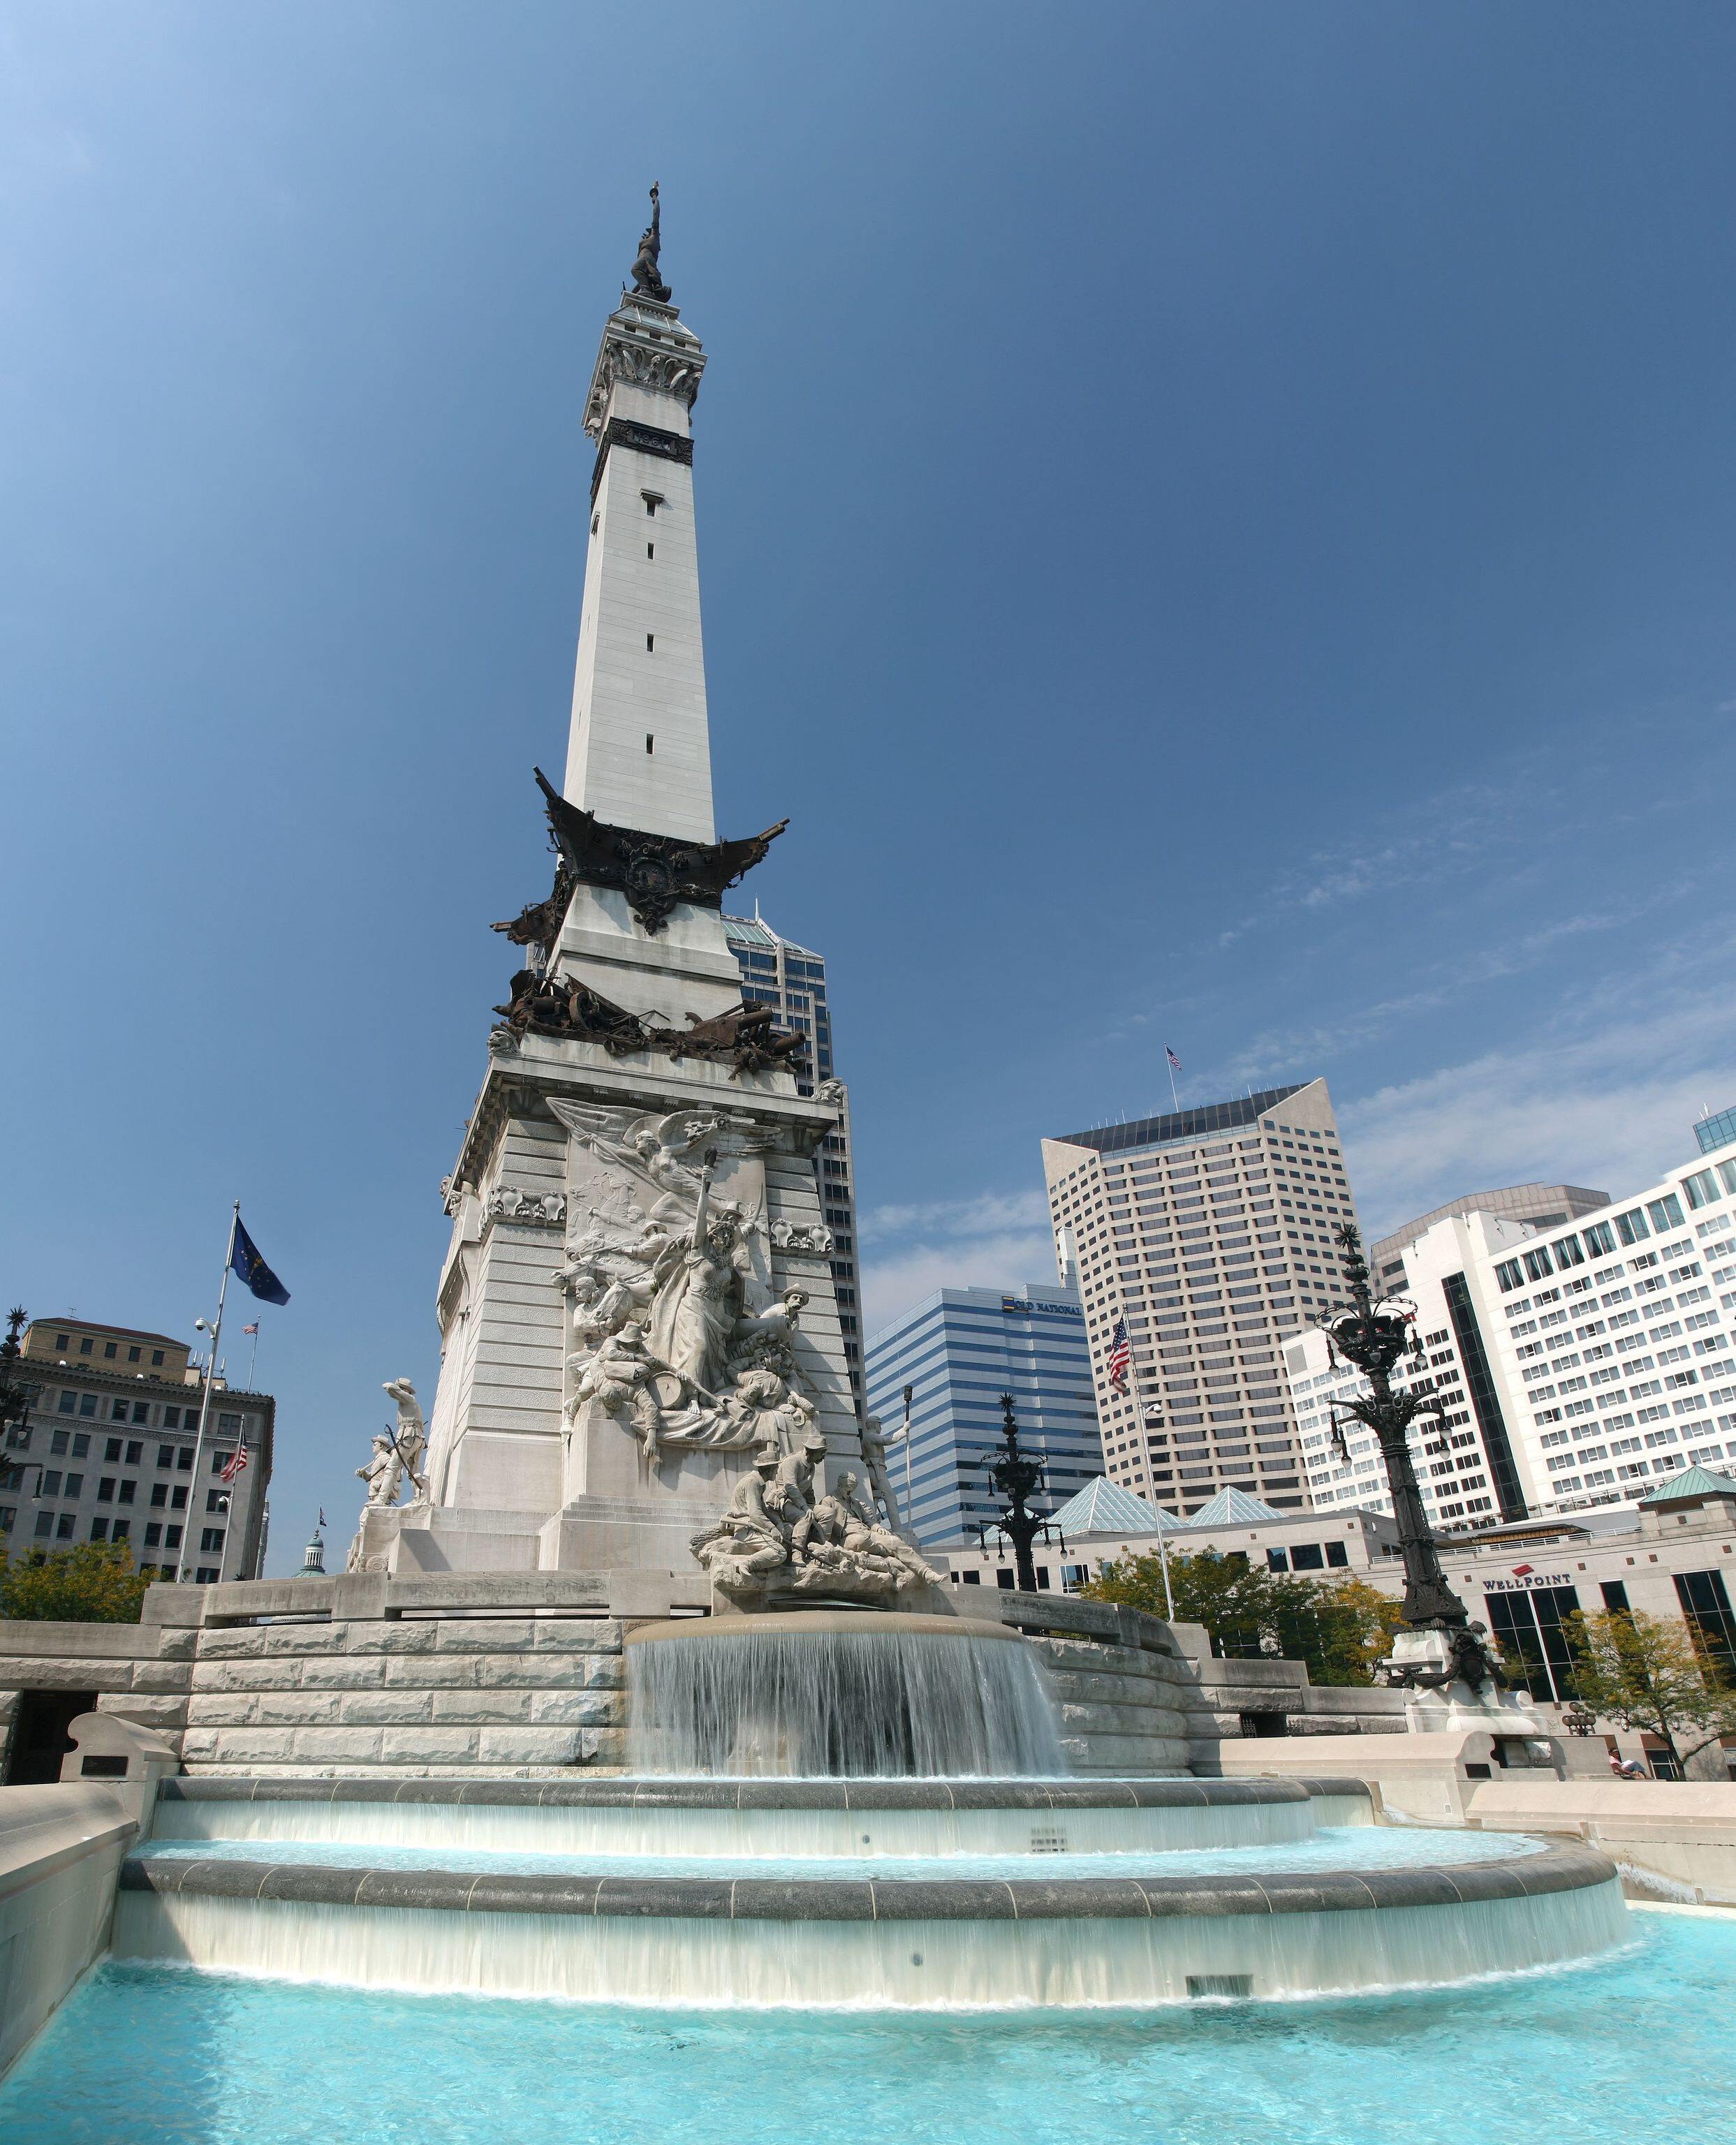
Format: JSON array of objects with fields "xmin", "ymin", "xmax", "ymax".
[{"xmin": 350, "ymin": 196, "xmax": 870, "ymax": 1598}]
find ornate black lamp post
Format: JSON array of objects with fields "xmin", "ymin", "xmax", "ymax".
[
  {"xmin": 973, "ymin": 1393, "xmax": 1062, "ymax": 1594},
  {"xmin": 1321, "ymin": 1226, "xmax": 1499, "ymax": 1690}
]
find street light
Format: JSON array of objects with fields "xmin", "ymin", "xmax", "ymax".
[
  {"xmin": 971, "ymin": 1393, "xmax": 1064, "ymax": 1594},
  {"xmin": 1321, "ymin": 1222, "xmax": 1501, "ymax": 1694}
]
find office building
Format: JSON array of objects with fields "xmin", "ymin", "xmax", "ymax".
[
  {"xmin": 1283, "ymin": 1114, "xmax": 1736, "ymax": 1529},
  {"xmin": 0, "ymin": 1315, "xmax": 273, "ymax": 1582},
  {"xmin": 725, "ymin": 911, "xmax": 863, "ymax": 1408},
  {"xmin": 1478, "ymin": 1126, "xmax": 1736, "ymax": 1518},
  {"xmin": 1370, "ymin": 1183, "xmax": 1608, "ymax": 1292},
  {"xmin": 1287, "ymin": 1209, "xmax": 1539, "ymax": 1532},
  {"xmin": 1041, "ymin": 1077, "xmax": 1360, "ymax": 1515},
  {"xmin": 864, "ymin": 1284, "xmax": 1102, "ymax": 1547}
]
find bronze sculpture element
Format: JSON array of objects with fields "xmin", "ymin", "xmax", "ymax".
[
  {"xmin": 631, "ymin": 182, "xmax": 672, "ymax": 304},
  {"xmin": 492, "ymin": 965, "xmax": 804, "ymax": 1082},
  {"xmin": 534, "ymin": 768, "xmax": 787, "ymax": 937}
]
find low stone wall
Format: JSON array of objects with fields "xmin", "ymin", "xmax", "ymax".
[
  {"xmin": 184, "ymin": 1615, "xmax": 625, "ymax": 1775},
  {"xmin": 0, "ymin": 1783, "xmax": 138, "ymax": 2076},
  {"xmin": 988, "ymin": 1595, "xmax": 1221, "ymax": 1775},
  {"xmin": 1, "ymin": 1576, "xmax": 1226, "ymax": 1781},
  {"xmin": 1464, "ymin": 1778, "xmax": 1736, "ymax": 1906},
  {"xmin": 0, "ymin": 1615, "xmax": 198, "ymax": 1777}
]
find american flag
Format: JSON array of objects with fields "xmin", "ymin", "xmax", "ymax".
[
  {"xmin": 1106, "ymin": 1317, "xmax": 1131, "ymax": 1392},
  {"xmin": 1165, "ymin": 1046, "xmax": 1182, "ymax": 1070},
  {"xmin": 242, "ymin": 1322, "xmax": 258, "ymax": 1336},
  {"xmin": 221, "ymin": 1446, "xmax": 250, "ymax": 1485}
]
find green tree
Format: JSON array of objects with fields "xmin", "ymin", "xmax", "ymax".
[
  {"xmin": 1564, "ymin": 1608, "xmax": 1736, "ymax": 1774},
  {"xmin": 0, "ymin": 1538, "xmax": 149, "ymax": 1623},
  {"xmin": 1080, "ymin": 1548, "xmax": 1402, "ymax": 1687}
]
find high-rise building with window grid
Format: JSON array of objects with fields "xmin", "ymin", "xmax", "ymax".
[
  {"xmin": 723, "ymin": 913, "xmax": 863, "ymax": 1408},
  {"xmin": 1042, "ymin": 1077, "xmax": 1361, "ymax": 1514}
]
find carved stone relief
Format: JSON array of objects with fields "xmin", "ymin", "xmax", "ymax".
[
  {"xmin": 488, "ymin": 1186, "xmax": 568, "ymax": 1227},
  {"xmin": 547, "ymin": 1098, "xmax": 832, "ymax": 1479}
]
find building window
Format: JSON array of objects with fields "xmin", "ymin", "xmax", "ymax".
[
  {"xmin": 1522, "ymin": 1248, "xmax": 1554, "ymax": 1281},
  {"xmin": 1675, "ymin": 1570, "xmax": 1736, "ymax": 1676},
  {"xmin": 1599, "ymin": 1580, "xmax": 1630, "ymax": 1613},
  {"xmin": 1484, "ymin": 1585, "xmax": 1582, "ymax": 1704},
  {"xmin": 200, "ymin": 1528, "xmax": 226, "ymax": 1554},
  {"xmin": 1584, "ymin": 1222, "xmax": 1617, "ymax": 1258},
  {"xmin": 89, "ymin": 1517, "xmax": 108, "ymax": 1541}
]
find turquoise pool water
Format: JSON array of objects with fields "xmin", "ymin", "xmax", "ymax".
[
  {"xmin": 4, "ymin": 1912, "xmax": 1729, "ymax": 2144},
  {"xmin": 126, "ymin": 1822, "xmax": 1536, "ymax": 1884}
]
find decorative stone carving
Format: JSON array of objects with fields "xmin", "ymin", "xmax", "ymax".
[
  {"xmin": 346, "ymin": 1380, "xmax": 431, "ymax": 1571},
  {"xmin": 534, "ymin": 767, "xmax": 787, "ymax": 937},
  {"xmin": 691, "ymin": 1437, "xmax": 943, "ymax": 1607},
  {"xmin": 488, "ymin": 1186, "xmax": 567, "ymax": 1227},
  {"xmin": 859, "ymin": 1414, "xmax": 902, "ymax": 1532},
  {"xmin": 770, "ymin": 1218, "xmax": 833, "ymax": 1255},
  {"xmin": 813, "ymin": 1078, "xmax": 846, "ymax": 1108},
  {"xmin": 550, "ymin": 1100, "xmax": 827, "ymax": 1477}
]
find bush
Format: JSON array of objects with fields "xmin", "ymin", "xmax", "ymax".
[{"xmin": 0, "ymin": 1538, "xmax": 149, "ymax": 1623}]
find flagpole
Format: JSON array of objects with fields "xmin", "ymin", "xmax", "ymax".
[
  {"xmin": 246, "ymin": 1325, "xmax": 260, "ymax": 1390},
  {"xmin": 1154, "ymin": 1504, "xmax": 1176, "ymax": 1623},
  {"xmin": 180, "ymin": 1202, "xmax": 238, "ymax": 1583},
  {"xmin": 1164, "ymin": 1045, "xmax": 1181, "ymax": 1114}
]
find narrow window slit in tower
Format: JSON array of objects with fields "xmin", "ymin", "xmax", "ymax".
[
  {"xmin": 647, "ymin": 543, "xmax": 654, "ymax": 559},
  {"xmin": 642, "ymin": 491, "xmax": 663, "ymax": 516},
  {"xmin": 646, "ymin": 735, "xmax": 654, "ymax": 755},
  {"xmin": 646, "ymin": 634, "xmax": 655, "ymax": 651}
]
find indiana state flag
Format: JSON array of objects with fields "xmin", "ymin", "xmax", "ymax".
[{"xmin": 231, "ymin": 1215, "xmax": 291, "ymax": 1306}]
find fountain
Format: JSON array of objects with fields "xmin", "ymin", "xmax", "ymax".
[{"xmin": 3, "ymin": 195, "xmax": 1721, "ymax": 2145}]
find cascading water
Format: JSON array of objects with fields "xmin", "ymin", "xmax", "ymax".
[{"xmin": 626, "ymin": 1621, "xmax": 1067, "ymax": 1776}]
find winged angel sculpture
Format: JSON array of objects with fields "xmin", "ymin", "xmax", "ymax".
[{"xmin": 550, "ymin": 1100, "xmax": 813, "ymax": 1472}]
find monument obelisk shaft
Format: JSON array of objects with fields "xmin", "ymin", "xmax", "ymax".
[{"xmin": 353, "ymin": 198, "xmax": 862, "ymax": 1593}]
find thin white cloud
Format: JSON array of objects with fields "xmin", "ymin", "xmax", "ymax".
[
  {"xmin": 1341, "ymin": 975, "xmax": 1736, "ymax": 1239},
  {"xmin": 860, "ymin": 1226, "xmax": 1061, "ymax": 1339},
  {"xmin": 859, "ymin": 1188, "xmax": 1049, "ymax": 1246}
]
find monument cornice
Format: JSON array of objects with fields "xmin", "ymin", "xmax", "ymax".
[{"xmin": 447, "ymin": 1047, "xmax": 837, "ymax": 1200}]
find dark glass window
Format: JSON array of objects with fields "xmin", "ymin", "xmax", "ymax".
[
  {"xmin": 1675, "ymin": 1570, "xmax": 1736, "ymax": 1676},
  {"xmin": 1599, "ymin": 1580, "xmax": 1631, "ymax": 1613},
  {"xmin": 1485, "ymin": 1586, "xmax": 1582, "ymax": 1703}
]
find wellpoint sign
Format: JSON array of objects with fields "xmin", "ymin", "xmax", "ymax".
[{"xmin": 1478, "ymin": 1568, "xmax": 1574, "ymax": 1593}]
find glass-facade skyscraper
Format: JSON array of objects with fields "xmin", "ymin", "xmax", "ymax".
[
  {"xmin": 864, "ymin": 1285, "xmax": 1103, "ymax": 1548},
  {"xmin": 724, "ymin": 913, "xmax": 862, "ymax": 1406}
]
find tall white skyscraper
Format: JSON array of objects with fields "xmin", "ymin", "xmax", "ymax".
[{"xmin": 1042, "ymin": 1077, "xmax": 1361, "ymax": 1515}]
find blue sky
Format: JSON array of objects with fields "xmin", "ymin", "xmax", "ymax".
[{"xmin": 5, "ymin": 5, "xmax": 1736, "ymax": 1572}]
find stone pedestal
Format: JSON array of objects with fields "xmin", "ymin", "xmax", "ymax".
[{"xmin": 1384, "ymin": 1628, "xmax": 1552, "ymax": 1741}]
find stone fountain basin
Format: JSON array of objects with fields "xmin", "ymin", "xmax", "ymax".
[
  {"xmin": 148, "ymin": 1774, "xmax": 1369, "ymax": 1860},
  {"xmin": 112, "ymin": 1830, "xmax": 1624, "ymax": 2007}
]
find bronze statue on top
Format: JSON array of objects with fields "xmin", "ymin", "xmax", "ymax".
[{"xmin": 631, "ymin": 182, "xmax": 672, "ymax": 304}]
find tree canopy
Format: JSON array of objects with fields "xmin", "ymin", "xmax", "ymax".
[
  {"xmin": 1081, "ymin": 1548, "xmax": 1404, "ymax": 1686},
  {"xmin": 0, "ymin": 1539, "xmax": 149, "ymax": 1623},
  {"xmin": 1564, "ymin": 1608, "xmax": 1736, "ymax": 1771}
]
